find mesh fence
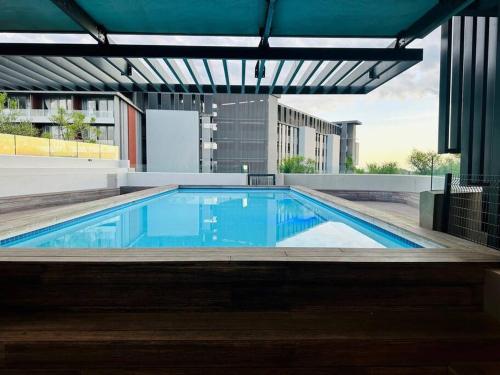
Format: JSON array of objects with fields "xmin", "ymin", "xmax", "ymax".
[{"xmin": 446, "ymin": 174, "xmax": 500, "ymax": 249}]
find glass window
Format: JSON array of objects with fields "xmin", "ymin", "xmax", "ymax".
[{"xmin": 98, "ymin": 99, "xmax": 107, "ymax": 111}]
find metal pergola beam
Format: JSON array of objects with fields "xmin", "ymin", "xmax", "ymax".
[
  {"xmin": 282, "ymin": 60, "xmax": 304, "ymax": 94},
  {"xmin": 203, "ymin": 59, "xmax": 216, "ymax": 93},
  {"xmin": 222, "ymin": 59, "xmax": 231, "ymax": 93},
  {"xmin": 183, "ymin": 59, "xmax": 203, "ymax": 93},
  {"xmin": 163, "ymin": 59, "xmax": 189, "ymax": 93},
  {"xmin": 0, "ymin": 44, "xmax": 423, "ymax": 62},
  {"xmin": 26, "ymin": 56, "xmax": 92, "ymax": 90},
  {"xmin": 50, "ymin": 0, "xmax": 108, "ymax": 44},
  {"xmin": 397, "ymin": 0, "xmax": 475, "ymax": 46},
  {"xmin": 144, "ymin": 59, "xmax": 174, "ymax": 93},
  {"xmin": 259, "ymin": 0, "xmax": 277, "ymax": 48},
  {"xmin": 269, "ymin": 60, "xmax": 284, "ymax": 94}
]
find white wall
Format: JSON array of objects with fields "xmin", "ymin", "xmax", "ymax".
[
  {"xmin": 127, "ymin": 172, "xmax": 247, "ymax": 186},
  {"xmin": 0, "ymin": 155, "xmax": 129, "ymax": 197},
  {"xmin": 283, "ymin": 174, "xmax": 434, "ymax": 193},
  {"xmin": 267, "ymin": 95, "xmax": 278, "ymax": 174},
  {"xmin": 298, "ymin": 126, "xmax": 316, "ymax": 161},
  {"xmin": 0, "ymin": 155, "xmax": 129, "ymax": 169},
  {"xmin": 146, "ymin": 109, "xmax": 199, "ymax": 172}
]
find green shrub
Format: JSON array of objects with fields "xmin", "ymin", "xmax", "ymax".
[
  {"xmin": 40, "ymin": 131, "xmax": 52, "ymax": 139},
  {"xmin": 279, "ymin": 156, "xmax": 316, "ymax": 173},
  {"xmin": 366, "ymin": 161, "xmax": 400, "ymax": 174},
  {"xmin": 0, "ymin": 93, "xmax": 38, "ymax": 136},
  {"xmin": 50, "ymin": 107, "xmax": 99, "ymax": 142}
]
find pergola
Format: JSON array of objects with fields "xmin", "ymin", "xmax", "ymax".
[{"xmin": 0, "ymin": 0, "xmax": 474, "ymax": 94}]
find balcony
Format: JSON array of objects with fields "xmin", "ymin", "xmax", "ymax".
[{"xmin": 12, "ymin": 109, "xmax": 115, "ymax": 124}]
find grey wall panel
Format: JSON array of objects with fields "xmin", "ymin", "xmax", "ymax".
[
  {"xmin": 147, "ymin": 92, "xmax": 158, "ymax": 109},
  {"xmin": 146, "ymin": 109, "xmax": 199, "ymax": 172},
  {"xmin": 449, "ymin": 17, "xmax": 465, "ymax": 152},
  {"xmin": 471, "ymin": 17, "xmax": 488, "ymax": 176},
  {"xmin": 438, "ymin": 20, "xmax": 452, "ymax": 154},
  {"xmin": 484, "ymin": 17, "xmax": 499, "ymax": 176},
  {"xmin": 460, "ymin": 17, "xmax": 477, "ymax": 175},
  {"xmin": 439, "ymin": 15, "xmax": 500, "ymax": 177},
  {"xmin": 161, "ymin": 93, "xmax": 170, "ymax": 109}
]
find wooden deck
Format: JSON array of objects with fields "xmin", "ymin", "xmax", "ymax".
[
  {"xmin": 0, "ymin": 258, "xmax": 500, "ymax": 373},
  {"xmin": 1, "ymin": 186, "xmax": 500, "ymax": 373},
  {"xmin": 1, "ymin": 311, "xmax": 500, "ymax": 374}
]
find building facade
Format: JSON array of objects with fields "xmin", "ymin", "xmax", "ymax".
[
  {"xmin": 5, "ymin": 91, "xmax": 360, "ymax": 174},
  {"xmin": 337, "ymin": 120, "xmax": 361, "ymax": 173},
  {"xmin": 6, "ymin": 91, "xmax": 143, "ymax": 169},
  {"xmin": 134, "ymin": 92, "xmax": 360, "ymax": 174}
]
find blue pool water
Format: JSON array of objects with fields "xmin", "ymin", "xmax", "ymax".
[{"xmin": 1, "ymin": 189, "xmax": 421, "ymax": 248}]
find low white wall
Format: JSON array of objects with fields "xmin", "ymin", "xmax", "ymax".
[
  {"xmin": 0, "ymin": 155, "xmax": 129, "ymax": 169},
  {"xmin": 126, "ymin": 172, "xmax": 248, "ymax": 186},
  {"xmin": 283, "ymin": 174, "xmax": 433, "ymax": 193},
  {"xmin": 0, "ymin": 155, "xmax": 129, "ymax": 197}
]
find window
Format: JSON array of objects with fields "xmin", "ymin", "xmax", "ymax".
[
  {"xmin": 44, "ymin": 96, "xmax": 72, "ymax": 110},
  {"xmin": 83, "ymin": 97, "xmax": 113, "ymax": 112},
  {"xmin": 9, "ymin": 95, "xmax": 29, "ymax": 109}
]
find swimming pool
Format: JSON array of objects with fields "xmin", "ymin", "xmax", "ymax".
[{"xmin": 0, "ymin": 188, "xmax": 423, "ymax": 248}]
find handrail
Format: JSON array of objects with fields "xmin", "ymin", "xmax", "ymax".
[{"xmin": 7, "ymin": 109, "xmax": 114, "ymax": 119}]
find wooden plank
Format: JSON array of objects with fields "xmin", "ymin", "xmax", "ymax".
[
  {"xmin": 0, "ymin": 261, "xmax": 488, "ymax": 312},
  {"xmin": 449, "ymin": 362, "xmax": 500, "ymax": 375},
  {"xmin": 4, "ymin": 338, "xmax": 500, "ymax": 369}
]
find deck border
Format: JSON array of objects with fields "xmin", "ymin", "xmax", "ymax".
[{"xmin": 0, "ymin": 185, "xmax": 499, "ymax": 263}]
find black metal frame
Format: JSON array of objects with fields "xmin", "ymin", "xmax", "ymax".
[
  {"xmin": 438, "ymin": 14, "xmax": 500, "ymax": 177},
  {"xmin": 0, "ymin": 0, "xmax": 477, "ymax": 95},
  {"xmin": 0, "ymin": 45, "xmax": 422, "ymax": 94},
  {"xmin": 49, "ymin": 0, "xmax": 108, "ymax": 44},
  {"xmin": 0, "ymin": 44, "xmax": 422, "ymax": 61}
]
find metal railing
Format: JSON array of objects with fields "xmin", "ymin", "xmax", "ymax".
[
  {"xmin": 0, "ymin": 133, "xmax": 119, "ymax": 160},
  {"xmin": 11, "ymin": 109, "xmax": 114, "ymax": 120},
  {"xmin": 247, "ymin": 174, "xmax": 276, "ymax": 186},
  {"xmin": 442, "ymin": 173, "xmax": 500, "ymax": 249}
]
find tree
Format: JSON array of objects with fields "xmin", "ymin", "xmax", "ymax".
[
  {"xmin": 434, "ymin": 154, "xmax": 460, "ymax": 175},
  {"xmin": 408, "ymin": 149, "xmax": 439, "ymax": 175},
  {"xmin": 49, "ymin": 107, "xmax": 70, "ymax": 139},
  {"xmin": 0, "ymin": 92, "xmax": 38, "ymax": 137},
  {"xmin": 344, "ymin": 155, "xmax": 354, "ymax": 173},
  {"xmin": 408, "ymin": 149, "xmax": 460, "ymax": 175},
  {"xmin": 366, "ymin": 161, "xmax": 400, "ymax": 174},
  {"xmin": 279, "ymin": 156, "xmax": 316, "ymax": 173},
  {"xmin": 50, "ymin": 107, "xmax": 99, "ymax": 142}
]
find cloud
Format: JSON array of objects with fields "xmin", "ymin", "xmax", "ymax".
[{"xmin": 1, "ymin": 33, "xmax": 94, "ymax": 44}]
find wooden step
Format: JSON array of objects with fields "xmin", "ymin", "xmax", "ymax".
[
  {"xmin": 0, "ymin": 260, "xmax": 492, "ymax": 312},
  {"xmin": 1, "ymin": 311, "xmax": 500, "ymax": 372},
  {"xmin": 449, "ymin": 362, "xmax": 500, "ymax": 374}
]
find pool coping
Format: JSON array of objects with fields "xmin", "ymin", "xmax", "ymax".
[{"xmin": 0, "ymin": 185, "xmax": 499, "ymax": 263}]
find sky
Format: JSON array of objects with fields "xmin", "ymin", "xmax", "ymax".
[{"xmin": 2, "ymin": 29, "xmax": 442, "ymax": 169}]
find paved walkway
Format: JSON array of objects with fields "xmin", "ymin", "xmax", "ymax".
[{"xmin": 351, "ymin": 201, "xmax": 419, "ymax": 226}]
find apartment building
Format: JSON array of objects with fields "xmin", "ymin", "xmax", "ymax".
[
  {"xmin": 134, "ymin": 92, "xmax": 361, "ymax": 174},
  {"xmin": 6, "ymin": 91, "xmax": 143, "ymax": 169},
  {"xmin": 4, "ymin": 91, "xmax": 360, "ymax": 174},
  {"xmin": 277, "ymin": 103, "xmax": 348, "ymax": 174}
]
